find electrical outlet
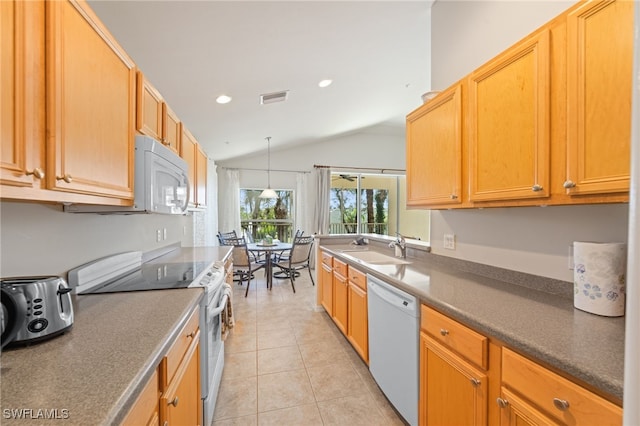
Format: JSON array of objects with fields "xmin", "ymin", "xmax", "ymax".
[
  {"xmin": 443, "ymin": 234, "xmax": 456, "ymax": 250},
  {"xmin": 156, "ymin": 229, "xmax": 162, "ymax": 242}
]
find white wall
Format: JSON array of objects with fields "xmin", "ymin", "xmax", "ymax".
[
  {"xmin": 216, "ymin": 124, "xmax": 409, "ymax": 235},
  {"xmin": 0, "ymin": 201, "xmax": 194, "ymax": 277},
  {"xmin": 429, "ymin": 0, "xmax": 630, "ymax": 282}
]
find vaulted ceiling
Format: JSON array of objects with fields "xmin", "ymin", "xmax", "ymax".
[{"xmin": 88, "ymin": 1, "xmax": 432, "ymax": 161}]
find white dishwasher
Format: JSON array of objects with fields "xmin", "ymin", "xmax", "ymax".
[{"xmin": 367, "ymin": 274, "xmax": 420, "ymax": 426}]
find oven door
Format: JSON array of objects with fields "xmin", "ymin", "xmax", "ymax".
[{"xmin": 201, "ymin": 284, "xmax": 227, "ymax": 426}]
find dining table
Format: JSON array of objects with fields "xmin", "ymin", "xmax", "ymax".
[{"xmin": 247, "ymin": 241, "xmax": 292, "ymax": 290}]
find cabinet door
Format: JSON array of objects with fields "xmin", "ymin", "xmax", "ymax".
[
  {"xmin": 347, "ymin": 283, "xmax": 368, "ymax": 363},
  {"xmin": 468, "ymin": 30, "xmax": 550, "ymax": 202},
  {"xmin": 195, "ymin": 145, "xmax": 208, "ymax": 207},
  {"xmin": 332, "ymin": 272, "xmax": 348, "ymax": 334},
  {"xmin": 136, "ymin": 71, "xmax": 163, "ymax": 141},
  {"xmin": 122, "ymin": 369, "xmax": 160, "ymax": 426},
  {"xmin": 420, "ymin": 333, "xmax": 487, "ymax": 426},
  {"xmin": 46, "ymin": 0, "xmax": 135, "ymax": 199},
  {"xmin": 565, "ymin": 0, "xmax": 633, "ymax": 195},
  {"xmin": 497, "ymin": 388, "xmax": 555, "ymax": 426},
  {"xmin": 406, "ymin": 83, "xmax": 463, "ymax": 206},
  {"xmin": 163, "ymin": 103, "xmax": 181, "ymax": 154},
  {"xmin": 180, "ymin": 127, "xmax": 197, "ymax": 207},
  {"xmin": 1, "ymin": 0, "xmax": 45, "ymax": 189},
  {"xmin": 320, "ymin": 263, "xmax": 333, "ymax": 316},
  {"xmin": 161, "ymin": 333, "xmax": 201, "ymax": 426}
]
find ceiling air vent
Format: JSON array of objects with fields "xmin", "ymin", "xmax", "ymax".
[{"xmin": 260, "ymin": 90, "xmax": 289, "ymax": 105}]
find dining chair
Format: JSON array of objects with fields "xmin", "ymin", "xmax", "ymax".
[
  {"xmin": 274, "ymin": 235, "xmax": 315, "ymax": 293},
  {"xmin": 217, "ymin": 230, "xmax": 237, "ymax": 245},
  {"xmin": 225, "ymin": 236, "xmax": 263, "ymax": 297}
]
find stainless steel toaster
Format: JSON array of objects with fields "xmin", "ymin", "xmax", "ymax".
[{"xmin": 1, "ymin": 276, "xmax": 74, "ymax": 348}]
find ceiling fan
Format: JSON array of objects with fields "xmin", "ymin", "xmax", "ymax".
[{"xmin": 332, "ymin": 174, "xmax": 364, "ymax": 182}]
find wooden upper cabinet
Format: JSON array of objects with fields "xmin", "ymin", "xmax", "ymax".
[
  {"xmin": 136, "ymin": 71, "xmax": 163, "ymax": 142},
  {"xmin": 565, "ymin": 0, "xmax": 633, "ymax": 196},
  {"xmin": 195, "ymin": 145, "xmax": 208, "ymax": 207},
  {"xmin": 46, "ymin": 0, "xmax": 135, "ymax": 199},
  {"xmin": 163, "ymin": 103, "xmax": 181, "ymax": 154},
  {"xmin": 1, "ymin": 0, "xmax": 45, "ymax": 189},
  {"xmin": 406, "ymin": 83, "xmax": 464, "ymax": 206},
  {"xmin": 180, "ymin": 127, "xmax": 197, "ymax": 207},
  {"xmin": 468, "ymin": 30, "xmax": 550, "ymax": 202}
]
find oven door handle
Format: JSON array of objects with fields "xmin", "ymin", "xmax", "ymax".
[{"xmin": 208, "ymin": 294, "xmax": 229, "ymax": 318}]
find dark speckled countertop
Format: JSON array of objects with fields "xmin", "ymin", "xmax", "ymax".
[
  {"xmin": 320, "ymin": 239, "xmax": 624, "ymax": 403},
  {"xmin": 0, "ymin": 246, "xmax": 231, "ymax": 425}
]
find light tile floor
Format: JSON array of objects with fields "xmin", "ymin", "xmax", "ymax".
[{"xmin": 213, "ymin": 269, "xmax": 407, "ymax": 426}]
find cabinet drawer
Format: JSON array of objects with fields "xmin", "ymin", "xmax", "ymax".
[
  {"xmin": 333, "ymin": 258, "xmax": 348, "ymax": 277},
  {"xmin": 321, "ymin": 251, "xmax": 333, "ymax": 267},
  {"xmin": 162, "ymin": 307, "xmax": 199, "ymax": 389},
  {"xmin": 502, "ymin": 348, "xmax": 622, "ymax": 425},
  {"xmin": 421, "ymin": 305, "xmax": 488, "ymax": 370},
  {"xmin": 348, "ymin": 266, "xmax": 367, "ymax": 291}
]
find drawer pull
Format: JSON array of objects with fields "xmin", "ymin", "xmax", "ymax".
[
  {"xmin": 169, "ymin": 396, "xmax": 179, "ymax": 407},
  {"xmin": 553, "ymin": 398, "xmax": 570, "ymax": 411},
  {"xmin": 563, "ymin": 180, "xmax": 576, "ymax": 189},
  {"xmin": 439, "ymin": 329, "xmax": 449, "ymax": 336},
  {"xmin": 496, "ymin": 398, "xmax": 509, "ymax": 409},
  {"xmin": 532, "ymin": 184, "xmax": 543, "ymax": 192},
  {"xmin": 186, "ymin": 331, "xmax": 196, "ymax": 338},
  {"xmin": 470, "ymin": 378, "xmax": 481, "ymax": 387}
]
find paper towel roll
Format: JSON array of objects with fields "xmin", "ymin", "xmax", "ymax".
[{"xmin": 573, "ymin": 242, "xmax": 626, "ymax": 317}]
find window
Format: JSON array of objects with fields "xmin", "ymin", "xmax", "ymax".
[
  {"xmin": 330, "ymin": 173, "xmax": 430, "ymax": 241},
  {"xmin": 239, "ymin": 189, "xmax": 294, "ymax": 242}
]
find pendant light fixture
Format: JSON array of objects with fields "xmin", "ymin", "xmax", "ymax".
[{"xmin": 259, "ymin": 137, "xmax": 278, "ymax": 199}]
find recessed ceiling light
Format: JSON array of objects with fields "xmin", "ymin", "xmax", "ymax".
[
  {"xmin": 216, "ymin": 95, "xmax": 232, "ymax": 104},
  {"xmin": 318, "ymin": 79, "xmax": 333, "ymax": 88}
]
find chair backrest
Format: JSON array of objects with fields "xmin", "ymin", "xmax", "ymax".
[
  {"xmin": 225, "ymin": 236, "xmax": 250, "ymax": 267},
  {"xmin": 294, "ymin": 229, "xmax": 304, "ymax": 238},
  {"xmin": 218, "ymin": 230, "xmax": 238, "ymax": 245},
  {"xmin": 289, "ymin": 235, "xmax": 314, "ymax": 264}
]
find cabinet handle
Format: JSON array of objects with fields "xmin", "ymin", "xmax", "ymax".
[
  {"xmin": 470, "ymin": 378, "xmax": 481, "ymax": 387},
  {"xmin": 439, "ymin": 329, "xmax": 449, "ymax": 336},
  {"xmin": 450, "ymin": 194, "xmax": 458, "ymax": 200},
  {"xmin": 563, "ymin": 180, "xmax": 576, "ymax": 189},
  {"xmin": 186, "ymin": 331, "xmax": 196, "ymax": 338},
  {"xmin": 163, "ymin": 422, "xmax": 168, "ymax": 426},
  {"xmin": 26, "ymin": 168, "xmax": 45, "ymax": 179},
  {"xmin": 56, "ymin": 174, "xmax": 73, "ymax": 183},
  {"xmin": 496, "ymin": 398, "xmax": 509, "ymax": 409},
  {"xmin": 168, "ymin": 396, "xmax": 179, "ymax": 407},
  {"xmin": 552, "ymin": 398, "xmax": 570, "ymax": 411},
  {"xmin": 531, "ymin": 184, "xmax": 543, "ymax": 192}
]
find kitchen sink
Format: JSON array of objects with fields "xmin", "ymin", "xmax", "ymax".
[{"xmin": 345, "ymin": 250, "xmax": 411, "ymax": 265}]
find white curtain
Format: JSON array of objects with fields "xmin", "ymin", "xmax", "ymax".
[
  {"xmin": 295, "ymin": 172, "xmax": 310, "ymax": 235},
  {"xmin": 219, "ymin": 168, "xmax": 241, "ymax": 238},
  {"xmin": 313, "ymin": 167, "xmax": 331, "ymax": 235}
]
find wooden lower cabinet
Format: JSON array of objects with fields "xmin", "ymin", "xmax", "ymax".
[
  {"xmin": 124, "ymin": 306, "xmax": 201, "ymax": 426},
  {"xmin": 347, "ymin": 281, "xmax": 368, "ymax": 363},
  {"xmin": 122, "ymin": 369, "xmax": 160, "ymax": 426},
  {"xmin": 420, "ymin": 332, "xmax": 488, "ymax": 426},
  {"xmin": 319, "ymin": 262, "xmax": 333, "ymax": 316},
  {"xmin": 499, "ymin": 348, "xmax": 622, "ymax": 426},
  {"xmin": 332, "ymin": 269, "xmax": 348, "ymax": 335},
  {"xmin": 161, "ymin": 333, "xmax": 201, "ymax": 426}
]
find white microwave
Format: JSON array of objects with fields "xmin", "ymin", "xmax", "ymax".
[{"xmin": 65, "ymin": 135, "xmax": 190, "ymax": 214}]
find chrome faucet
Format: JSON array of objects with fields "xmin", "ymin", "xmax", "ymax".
[{"xmin": 389, "ymin": 234, "xmax": 406, "ymax": 258}]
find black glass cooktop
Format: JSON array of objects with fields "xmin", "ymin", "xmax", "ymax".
[{"xmin": 77, "ymin": 261, "xmax": 210, "ymax": 294}]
